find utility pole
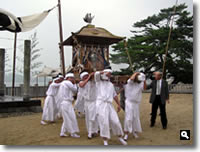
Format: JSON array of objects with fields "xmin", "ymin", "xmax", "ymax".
[
  {"xmin": 0, "ymin": 48, "xmax": 5, "ymax": 96},
  {"xmin": 23, "ymin": 40, "xmax": 31, "ymax": 101},
  {"xmin": 58, "ymin": 0, "xmax": 65, "ymax": 76},
  {"xmin": 11, "ymin": 32, "xmax": 17, "ymax": 96}
]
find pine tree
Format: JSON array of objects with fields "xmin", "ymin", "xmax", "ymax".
[{"xmin": 110, "ymin": 3, "xmax": 193, "ymax": 84}]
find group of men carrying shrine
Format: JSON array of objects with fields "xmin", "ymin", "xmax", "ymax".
[{"xmin": 40, "ymin": 67, "xmax": 169, "ymax": 146}]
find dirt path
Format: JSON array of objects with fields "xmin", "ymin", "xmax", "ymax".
[{"xmin": 0, "ymin": 93, "xmax": 193, "ymax": 145}]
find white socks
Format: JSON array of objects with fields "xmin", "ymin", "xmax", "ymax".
[
  {"xmin": 60, "ymin": 133, "xmax": 68, "ymax": 137},
  {"xmin": 119, "ymin": 137, "xmax": 127, "ymax": 145},
  {"xmin": 60, "ymin": 133, "xmax": 80, "ymax": 138},
  {"xmin": 103, "ymin": 138, "xmax": 127, "ymax": 145},
  {"xmin": 40, "ymin": 120, "xmax": 47, "ymax": 125},
  {"xmin": 124, "ymin": 134, "xmax": 128, "ymax": 141},
  {"xmin": 103, "ymin": 140, "xmax": 108, "ymax": 145},
  {"xmin": 124, "ymin": 132, "xmax": 139, "ymax": 140},
  {"xmin": 88, "ymin": 133, "xmax": 92, "ymax": 139},
  {"xmin": 71, "ymin": 133, "xmax": 80, "ymax": 138},
  {"xmin": 133, "ymin": 132, "xmax": 139, "ymax": 138}
]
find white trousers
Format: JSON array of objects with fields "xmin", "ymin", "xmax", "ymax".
[
  {"xmin": 124, "ymin": 99, "xmax": 142, "ymax": 133},
  {"xmin": 84, "ymin": 101, "xmax": 98, "ymax": 135},
  {"xmin": 42, "ymin": 96, "xmax": 57, "ymax": 122},
  {"xmin": 74, "ymin": 94, "xmax": 85, "ymax": 113},
  {"xmin": 55, "ymin": 96, "xmax": 63, "ymax": 118},
  {"xmin": 60, "ymin": 101, "xmax": 79, "ymax": 134},
  {"xmin": 96, "ymin": 100, "xmax": 124, "ymax": 139}
]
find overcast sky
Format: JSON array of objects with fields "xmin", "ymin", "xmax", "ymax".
[{"xmin": 0, "ymin": 0, "xmax": 194, "ymax": 73}]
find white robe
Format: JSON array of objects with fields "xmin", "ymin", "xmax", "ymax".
[
  {"xmin": 81, "ymin": 80, "xmax": 98, "ymax": 135},
  {"xmin": 42, "ymin": 82, "xmax": 60, "ymax": 122},
  {"xmin": 55, "ymin": 86, "xmax": 64, "ymax": 118},
  {"xmin": 74, "ymin": 86, "xmax": 85, "ymax": 114},
  {"xmin": 124, "ymin": 79, "xmax": 144, "ymax": 133},
  {"xmin": 95, "ymin": 72, "xmax": 124, "ymax": 139},
  {"xmin": 60, "ymin": 80, "xmax": 79, "ymax": 134}
]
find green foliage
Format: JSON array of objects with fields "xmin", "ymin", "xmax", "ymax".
[{"xmin": 110, "ymin": 3, "xmax": 193, "ymax": 84}]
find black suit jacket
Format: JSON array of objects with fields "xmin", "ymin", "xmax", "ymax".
[{"xmin": 148, "ymin": 80, "xmax": 169, "ymax": 104}]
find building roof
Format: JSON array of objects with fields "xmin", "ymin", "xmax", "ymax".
[{"xmin": 62, "ymin": 24, "xmax": 125, "ymax": 46}]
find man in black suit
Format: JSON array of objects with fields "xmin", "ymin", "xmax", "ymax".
[{"xmin": 148, "ymin": 71, "xmax": 169, "ymax": 129}]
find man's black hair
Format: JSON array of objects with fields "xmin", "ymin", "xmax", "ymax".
[{"xmin": 104, "ymin": 65, "xmax": 112, "ymax": 70}]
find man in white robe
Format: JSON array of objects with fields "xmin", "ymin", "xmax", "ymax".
[
  {"xmin": 55, "ymin": 75, "xmax": 64, "ymax": 119},
  {"xmin": 59, "ymin": 73, "xmax": 80, "ymax": 138},
  {"xmin": 123, "ymin": 72, "xmax": 146, "ymax": 141},
  {"xmin": 74, "ymin": 84, "xmax": 85, "ymax": 116},
  {"xmin": 41, "ymin": 77, "xmax": 62, "ymax": 125},
  {"xmin": 95, "ymin": 69, "xmax": 127, "ymax": 145},
  {"xmin": 79, "ymin": 72, "xmax": 99, "ymax": 139}
]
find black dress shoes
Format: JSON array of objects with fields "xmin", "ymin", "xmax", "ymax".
[{"xmin": 150, "ymin": 123, "xmax": 154, "ymax": 127}]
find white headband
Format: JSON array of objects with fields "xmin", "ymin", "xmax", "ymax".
[
  {"xmin": 65, "ymin": 73, "xmax": 74, "ymax": 79},
  {"xmin": 53, "ymin": 77, "xmax": 60, "ymax": 82},
  {"xmin": 103, "ymin": 69, "xmax": 112, "ymax": 73},
  {"xmin": 138, "ymin": 73, "xmax": 146, "ymax": 82},
  {"xmin": 80, "ymin": 72, "xmax": 89, "ymax": 79},
  {"xmin": 58, "ymin": 75, "xmax": 64, "ymax": 78}
]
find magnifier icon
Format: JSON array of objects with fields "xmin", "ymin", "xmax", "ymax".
[{"xmin": 181, "ymin": 131, "xmax": 189, "ymax": 139}]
